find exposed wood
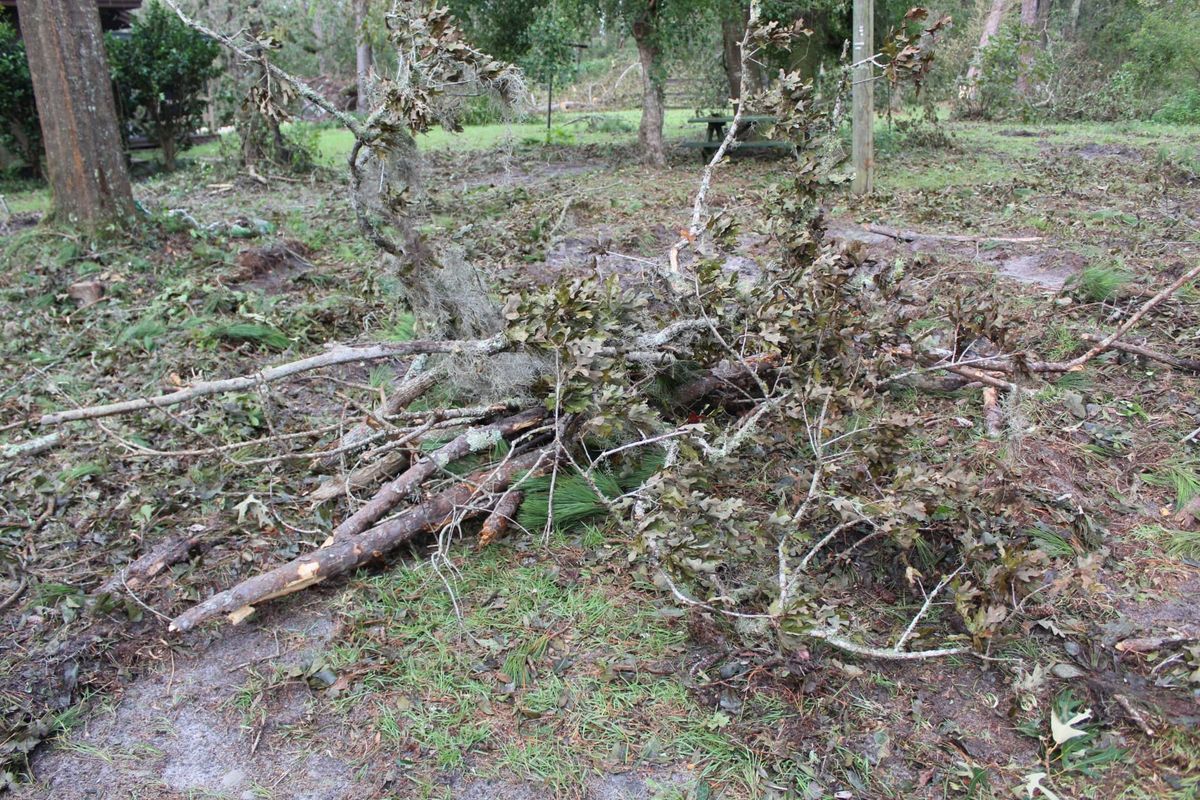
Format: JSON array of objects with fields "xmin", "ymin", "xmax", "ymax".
[
  {"xmin": 169, "ymin": 449, "xmax": 550, "ymax": 633},
  {"xmin": 19, "ymin": 0, "xmax": 136, "ymax": 227},
  {"xmin": 479, "ymin": 490, "xmax": 523, "ymax": 548},
  {"xmin": 982, "ymin": 387, "xmax": 1004, "ymax": 437},
  {"xmin": 331, "ymin": 408, "xmax": 546, "ymax": 541},
  {"xmin": 851, "ymin": 0, "xmax": 874, "ymax": 195},
  {"xmin": 36, "ymin": 337, "xmax": 503, "ymax": 426}
]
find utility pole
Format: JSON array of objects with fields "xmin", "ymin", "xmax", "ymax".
[{"xmin": 851, "ymin": 0, "xmax": 874, "ymax": 195}]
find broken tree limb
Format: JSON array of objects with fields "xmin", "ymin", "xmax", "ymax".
[
  {"xmin": 331, "ymin": 408, "xmax": 546, "ymax": 541},
  {"xmin": 865, "ymin": 224, "xmax": 1042, "ymax": 244},
  {"xmin": 169, "ymin": 449, "xmax": 549, "ymax": 633},
  {"xmin": 982, "ymin": 387, "xmax": 1003, "ymax": 437},
  {"xmin": 308, "ymin": 451, "xmax": 410, "ymax": 504},
  {"xmin": 37, "ymin": 337, "xmax": 503, "ymax": 426},
  {"xmin": 95, "ymin": 531, "xmax": 212, "ymax": 595},
  {"xmin": 479, "ymin": 490, "xmax": 523, "ymax": 548},
  {"xmin": 319, "ymin": 367, "xmax": 440, "ymax": 465},
  {"xmin": 1, "ymin": 431, "xmax": 65, "ymax": 459},
  {"xmin": 1078, "ymin": 333, "xmax": 1200, "ymax": 373},
  {"xmin": 675, "ymin": 354, "xmax": 780, "ymax": 406},
  {"xmin": 1056, "ymin": 262, "xmax": 1200, "ymax": 372}
]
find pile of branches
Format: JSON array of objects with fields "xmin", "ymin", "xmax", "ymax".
[{"xmin": 10, "ymin": 1, "xmax": 1200, "ymax": 667}]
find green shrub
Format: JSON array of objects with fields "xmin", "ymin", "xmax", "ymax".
[
  {"xmin": 0, "ymin": 20, "xmax": 41, "ymax": 178},
  {"xmin": 1153, "ymin": 89, "xmax": 1200, "ymax": 125},
  {"xmin": 107, "ymin": 0, "xmax": 221, "ymax": 171}
]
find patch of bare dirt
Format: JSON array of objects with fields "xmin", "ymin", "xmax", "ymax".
[
  {"xmin": 827, "ymin": 220, "xmax": 1083, "ymax": 289},
  {"xmin": 1069, "ymin": 143, "xmax": 1144, "ymax": 162},
  {"xmin": 230, "ymin": 240, "xmax": 314, "ymax": 293},
  {"xmin": 15, "ymin": 602, "xmax": 366, "ymax": 800}
]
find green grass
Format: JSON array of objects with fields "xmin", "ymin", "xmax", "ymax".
[{"xmin": 325, "ymin": 541, "xmax": 762, "ymax": 796}]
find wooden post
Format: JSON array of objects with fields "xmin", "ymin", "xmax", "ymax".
[{"xmin": 851, "ymin": 0, "xmax": 874, "ymax": 195}]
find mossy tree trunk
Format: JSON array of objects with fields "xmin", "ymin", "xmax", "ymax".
[
  {"xmin": 633, "ymin": 9, "xmax": 665, "ymax": 167},
  {"xmin": 19, "ymin": 0, "xmax": 136, "ymax": 227}
]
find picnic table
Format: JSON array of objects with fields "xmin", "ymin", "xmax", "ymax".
[{"xmin": 683, "ymin": 113, "xmax": 793, "ymax": 161}]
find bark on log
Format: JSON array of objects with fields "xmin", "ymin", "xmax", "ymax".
[
  {"xmin": 19, "ymin": 0, "xmax": 137, "ymax": 227},
  {"xmin": 169, "ymin": 449, "xmax": 548, "ymax": 632},
  {"xmin": 675, "ymin": 354, "xmax": 779, "ymax": 406},
  {"xmin": 331, "ymin": 408, "xmax": 546, "ymax": 541},
  {"xmin": 308, "ymin": 450, "xmax": 410, "ymax": 503}
]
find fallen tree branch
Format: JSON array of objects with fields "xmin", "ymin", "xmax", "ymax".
[
  {"xmin": 37, "ymin": 337, "xmax": 503, "ymax": 427},
  {"xmin": 169, "ymin": 448, "xmax": 550, "ymax": 632},
  {"xmin": 1078, "ymin": 333, "xmax": 1200, "ymax": 373},
  {"xmin": 865, "ymin": 224, "xmax": 1043, "ymax": 244},
  {"xmin": 331, "ymin": 408, "xmax": 546, "ymax": 541},
  {"xmin": 1054, "ymin": 262, "xmax": 1200, "ymax": 372},
  {"xmin": 320, "ymin": 365, "xmax": 440, "ymax": 465},
  {"xmin": 94, "ymin": 531, "xmax": 212, "ymax": 596},
  {"xmin": 308, "ymin": 450, "xmax": 409, "ymax": 504},
  {"xmin": 478, "ymin": 490, "xmax": 523, "ymax": 548},
  {"xmin": 2, "ymin": 432, "xmax": 65, "ymax": 459}
]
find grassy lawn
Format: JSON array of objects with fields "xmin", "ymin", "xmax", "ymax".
[{"xmin": 2, "ymin": 109, "xmax": 1199, "ymax": 799}]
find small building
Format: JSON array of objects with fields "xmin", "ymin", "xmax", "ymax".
[{"xmin": 1, "ymin": 0, "xmax": 143, "ymax": 33}]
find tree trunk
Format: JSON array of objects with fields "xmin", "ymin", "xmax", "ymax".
[
  {"xmin": 963, "ymin": 0, "xmax": 1011, "ymax": 100},
  {"xmin": 1016, "ymin": 0, "xmax": 1038, "ymax": 96},
  {"xmin": 355, "ymin": 0, "xmax": 373, "ymax": 113},
  {"xmin": 160, "ymin": 127, "xmax": 178, "ymax": 172},
  {"xmin": 721, "ymin": 15, "xmax": 743, "ymax": 104},
  {"xmin": 633, "ymin": 15, "xmax": 665, "ymax": 167},
  {"xmin": 18, "ymin": 0, "xmax": 136, "ymax": 227},
  {"xmin": 1068, "ymin": 0, "xmax": 1082, "ymax": 34}
]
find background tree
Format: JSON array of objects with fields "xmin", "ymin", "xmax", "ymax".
[
  {"xmin": 448, "ymin": 0, "xmax": 551, "ymax": 62},
  {"xmin": 18, "ymin": 0, "xmax": 136, "ymax": 227},
  {"xmin": 520, "ymin": 2, "xmax": 581, "ymax": 130},
  {"xmin": 0, "ymin": 19, "xmax": 41, "ymax": 178},
  {"xmin": 107, "ymin": 0, "xmax": 221, "ymax": 171},
  {"xmin": 354, "ymin": 0, "xmax": 372, "ymax": 111}
]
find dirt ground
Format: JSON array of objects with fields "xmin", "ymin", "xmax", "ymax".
[{"xmin": 3, "ymin": 119, "xmax": 1200, "ymax": 799}]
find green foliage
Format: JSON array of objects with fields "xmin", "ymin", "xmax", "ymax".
[
  {"xmin": 1152, "ymin": 88, "xmax": 1200, "ymax": 125},
  {"xmin": 1141, "ymin": 457, "xmax": 1200, "ymax": 511},
  {"xmin": 0, "ymin": 20, "xmax": 41, "ymax": 177},
  {"xmin": 107, "ymin": 0, "xmax": 222, "ymax": 171},
  {"xmin": 1067, "ymin": 265, "xmax": 1130, "ymax": 303},
  {"xmin": 204, "ymin": 322, "xmax": 291, "ymax": 351},
  {"xmin": 519, "ymin": 1, "xmax": 581, "ymax": 91},
  {"xmin": 958, "ymin": 0, "xmax": 1200, "ymax": 121},
  {"xmin": 516, "ymin": 454, "xmax": 663, "ymax": 533},
  {"xmin": 448, "ymin": 0, "xmax": 552, "ymax": 62}
]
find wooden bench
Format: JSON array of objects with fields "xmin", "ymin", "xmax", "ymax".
[
  {"xmin": 681, "ymin": 139, "xmax": 795, "ymax": 161},
  {"xmin": 683, "ymin": 114, "xmax": 792, "ymax": 161}
]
